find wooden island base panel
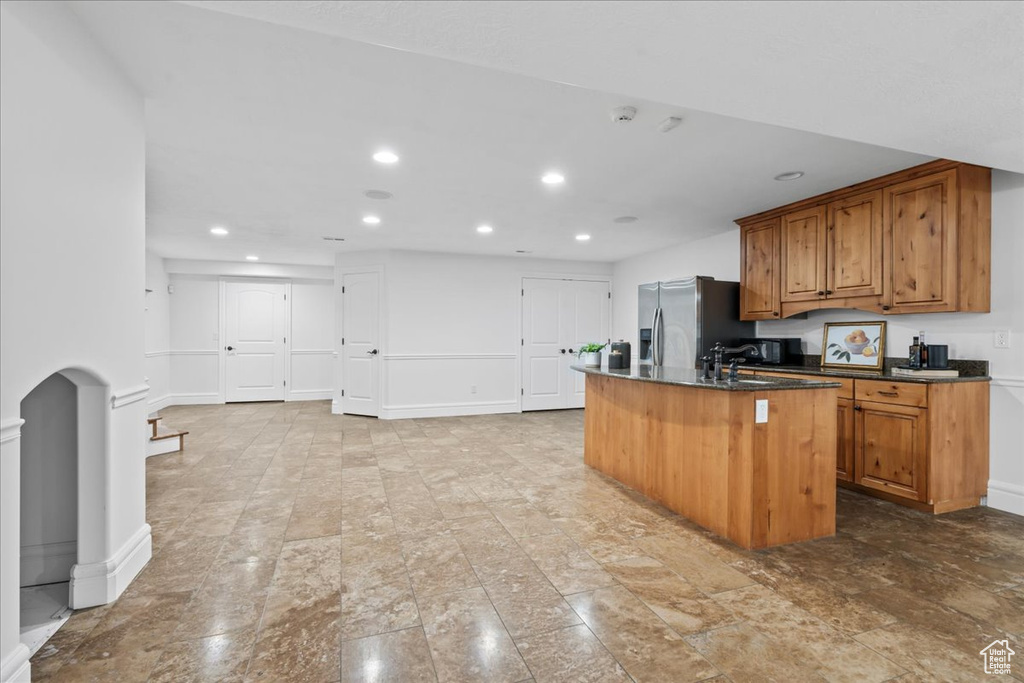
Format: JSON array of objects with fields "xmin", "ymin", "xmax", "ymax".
[{"xmin": 582, "ymin": 371, "xmax": 839, "ymax": 549}]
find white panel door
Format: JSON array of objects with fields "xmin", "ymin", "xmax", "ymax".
[
  {"xmin": 522, "ymin": 278, "xmax": 609, "ymax": 411},
  {"xmin": 567, "ymin": 280, "xmax": 611, "ymax": 408},
  {"xmin": 522, "ymin": 279, "xmax": 569, "ymax": 411},
  {"xmin": 225, "ymin": 281, "xmax": 287, "ymax": 402},
  {"xmin": 342, "ymin": 271, "xmax": 380, "ymax": 417}
]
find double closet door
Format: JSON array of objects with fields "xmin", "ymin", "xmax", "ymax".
[{"xmin": 522, "ymin": 277, "xmax": 610, "ymax": 411}]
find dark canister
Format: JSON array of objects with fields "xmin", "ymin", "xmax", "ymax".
[
  {"xmin": 610, "ymin": 340, "xmax": 631, "ymax": 367},
  {"xmin": 927, "ymin": 344, "xmax": 949, "ymax": 369},
  {"xmin": 608, "ymin": 351, "xmax": 626, "ymax": 369}
]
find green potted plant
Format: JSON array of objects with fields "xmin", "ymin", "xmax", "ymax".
[{"xmin": 577, "ymin": 343, "xmax": 607, "ymax": 367}]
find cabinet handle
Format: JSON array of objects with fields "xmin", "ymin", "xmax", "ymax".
[
  {"xmin": 882, "ymin": 305, "xmax": 891, "ymax": 311},
  {"xmin": 854, "ymin": 405, "xmax": 862, "ymax": 411},
  {"xmin": 877, "ymin": 390, "xmax": 899, "ymax": 397},
  {"xmin": 817, "ymin": 291, "xmax": 825, "ymax": 296},
  {"xmin": 773, "ymin": 312, "xmax": 780, "ymax": 317},
  {"xmin": 826, "ymin": 289, "xmax": 833, "ymax": 295}
]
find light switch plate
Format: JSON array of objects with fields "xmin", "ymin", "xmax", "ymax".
[
  {"xmin": 755, "ymin": 399, "xmax": 769, "ymax": 424},
  {"xmin": 994, "ymin": 330, "xmax": 1010, "ymax": 348}
]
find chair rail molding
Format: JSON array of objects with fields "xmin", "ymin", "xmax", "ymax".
[
  {"xmin": 0, "ymin": 417, "xmax": 26, "ymax": 445},
  {"xmin": 111, "ymin": 384, "xmax": 149, "ymax": 409}
]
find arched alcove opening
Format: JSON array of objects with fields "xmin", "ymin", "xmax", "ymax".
[{"xmin": 18, "ymin": 367, "xmax": 107, "ymax": 657}]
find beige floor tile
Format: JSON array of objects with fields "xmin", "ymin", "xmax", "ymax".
[
  {"xmin": 341, "ymin": 627, "xmax": 436, "ymax": 682},
  {"xmin": 515, "ymin": 624, "xmax": 629, "ymax": 683}
]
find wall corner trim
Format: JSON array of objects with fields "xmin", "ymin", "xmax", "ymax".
[
  {"xmin": 0, "ymin": 643, "xmax": 32, "ymax": 683},
  {"xmin": 111, "ymin": 384, "xmax": 149, "ymax": 409},
  {"xmin": 0, "ymin": 418, "xmax": 26, "ymax": 444},
  {"xmin": 69, "ymin": 524, "xmax": 152, "ymax": 609}
]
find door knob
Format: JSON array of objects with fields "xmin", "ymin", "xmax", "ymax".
[
  {"xmin": 568, "ymin": 348, "xmax": 575, "ymax": 354},
  {"xmin": 367, "ymin": 349, "xmax": 378, "ymax": 355},
  {"xmin": 560, "ymin": 349, "xmax": 566, "ymax": 354},
  {"xmin": 225, "ymin": 345, "xmax": 234, "ymax": 351}
]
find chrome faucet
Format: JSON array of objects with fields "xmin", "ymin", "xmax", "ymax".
[{"xmin": 710, "ymin": 342, "xmax": 759, "ymax": 381}]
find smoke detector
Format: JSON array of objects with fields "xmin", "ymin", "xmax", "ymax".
[{"xmin": 610, "ymin": 106, "xmax": 637, "ymax": 123}]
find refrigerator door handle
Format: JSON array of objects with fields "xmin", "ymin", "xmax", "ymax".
[{"xmin": 653, "ymin": 307, "xmax": 663, "ymax": 366}]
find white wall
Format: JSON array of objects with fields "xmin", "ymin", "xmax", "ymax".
[
  {"xmin": 19, "ymin": 374, "xmax": 77, "ymax": 587},
  {"xmin": 611, "ymin": 230, "xmax": 740, "ymax": 346},
  {"xmin": 145, "ymin": 252, "xmax": 172, "ymax": 411},
  {"xmin": 166, "ymin": 263, "xmax": 335, "ymax": 404},
  {"xmin": 335, "ymin": 250, "xmax": 612, "ymax": 418},
  {"xmin": 0, "ymin": 3, "xmax": 150, "ymax": 679}
]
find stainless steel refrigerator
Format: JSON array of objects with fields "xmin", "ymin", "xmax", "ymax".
[{"xmin": 639, "ymin": 277, "xmax": 755, "ymax": 368}]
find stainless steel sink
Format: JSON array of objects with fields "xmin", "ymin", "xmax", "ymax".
[{"xmin": 733, "ymin": 379, "xmax": 775, "ymax": 385}]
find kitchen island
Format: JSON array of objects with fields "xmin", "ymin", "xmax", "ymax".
[{"xmin": 574, "ymin": 365, "xmax": 841, "ymax": 549}]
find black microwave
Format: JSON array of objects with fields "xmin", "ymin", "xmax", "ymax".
[{"xmin": 739, "ymin": 338, "xmax": 801, "ymax": 365}]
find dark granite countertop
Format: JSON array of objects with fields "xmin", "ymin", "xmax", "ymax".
[
  {"xmin": 571, "ymin": 365, "xmax": 842, "ymax": 392},
  {"xmin": 743, "ymin": 356, "xmax": 990, "ymax": 384}
]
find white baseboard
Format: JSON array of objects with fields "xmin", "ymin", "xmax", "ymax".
[
  {"xmin": 331, "ymin": 399, "xmax": 341, "ymax": 415},
  {"xmin": 0, "ymin": 643, "xmax": 31, "ymax": 683},
  {"xmin": 379, "ymin": 400, "xmax": 519, "ymax": 420},
  {"xmin": 147, "ymin": 394, "xmax": 173, "ymax": 413},
  {"xmin": 69, "ymin": 524, "xmax": 152, "ymax": 609},
  {"xmin": 147, "ymin": 436, "xmax": 182, "ymax": 458},
  {"xmin": 165, "ymin": 392, "xmax": 221, "ymax": 406},
  {"xmin": 20, "ymin": 540, "xmax": 77, "ymax": 587},
  {"xmin": 287, "ymin": 389, "xmax": 333, "ymax": 402},
  {"xmin": 987, "ymin": 480, "xmax": 1024, "ymax": 517}
]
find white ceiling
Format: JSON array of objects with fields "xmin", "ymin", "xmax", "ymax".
[
  {"xmin": 181, "ymin": 0, "xmax": 1024, "ymax": 174},
  {"xmin": 70, "ymin": 1, "xmax": 978, "ymax": 266}
]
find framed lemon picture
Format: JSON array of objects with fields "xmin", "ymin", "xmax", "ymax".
[{"xmin": 821, "ymin": 322, "xmax": 886, "ymax": 370}]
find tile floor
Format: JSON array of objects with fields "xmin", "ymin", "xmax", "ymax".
[{"xmin": 29, "ymin": 400, "xmax": 1024, "ymax": 682}]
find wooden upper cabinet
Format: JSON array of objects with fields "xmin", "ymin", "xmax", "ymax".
[
  {"xmin": 739, "ymin": 218, "xmax": 781, "ymax": 320},
  {"xmin": 736, "ymin": 160, "xmax": 990, "ymax": 319},
  {"xmin": 828, "ymin": 190, "xmax": 883, "ymax": 300},
  {"xmin": 781, "ymin": 206, "xmax": 827, "ymax": 302},
  {"xmin": 884, "ymin": 170, "xmax": 958, "ymax": 313}
]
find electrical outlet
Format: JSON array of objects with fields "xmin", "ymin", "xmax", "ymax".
[
  {"xmin": 994, "ymin": 330, "xmax": 1011, "ymax": 348},
  {"xmin": 755, "ymin": 399, "xmax": 769, "ymax": 424},
  {"xmin": 470, "ymin": 385, "xmax": 477, "ymax": 394}
]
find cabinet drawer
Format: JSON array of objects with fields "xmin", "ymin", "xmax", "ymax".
[
  {"xmin": 756, "ymin": 371, "xmax": 853, "ymax": 399},
  {"xmin": 856, "ymin": 379, "xmax": 927, "ymax": 407}
]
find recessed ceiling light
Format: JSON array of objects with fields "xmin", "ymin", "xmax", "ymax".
[
  {"xmin": 322, "ymin": 237, "xmax": 345, "ymax": 242},
  {"xmin": 245, "ymin": 255, "xmax": 259, "ymax": 261},
  {"xmin": 362, "ymin": 215, "xmax": 381, "ymax": 225},
  {"xmin": 515, "ymin": 250, "xmax": 533, "ymax": 254},
  {"xmin": 476, "ymin": 225, "xmax": 493, "ymax": 234},
  {"xmin": 541, "ymin": 172, "xmax": 565, "ymax": 185},
  {"xmin": 774, "ymin": 171, "xmax": 804, "ymax": 181},
  {"xmin": 613, "ymin": 216, "xmax": 638, "ymax": 224},
  {"xmin": 364, "ymin": 190, "xmax": 393, "ymax": 200},
  {"xmin": 576, "ymin": 234, "xmax": 591, "ymax": 241},
  {"xmin": 373, "ymin": 150, "xmax": 399, "ymax": 164},
  {"xmin": 210, "ymin": 226, "xmax": 229, "ymax": 236}
]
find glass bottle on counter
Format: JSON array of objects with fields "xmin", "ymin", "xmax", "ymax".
[
  {"xmin": 919, "ymin": 331, "xmax": 929, "ymax": 368},
  {"xmin": 909, "ymin": 336, "xmax": 921, "ymax": 368}
]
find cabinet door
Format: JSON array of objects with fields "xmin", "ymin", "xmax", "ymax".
[
  {"xmin": 781, "ymin": 206, "xmax": 827, "ymax": 303},
  {"xmin": 741, "ymin": 220, "xmax": 778, "ymax": 321},
  {"xmin": 740, "ymin": 218, "xmax": 781, "ymax": 320},
  {"xmin": 855, "ymin": 400, "xmax": 928, "ymax": 501},
  {"xmin": 828, "ymin": 190, "xmax": 883, "ymax": 300},
  {"xmin": 884, "ymin": 170, "xmax": 957, "ymax": 313},
  {"xmin": 836, "ymin": 397, "xmax": 855, "ymax": 482}
]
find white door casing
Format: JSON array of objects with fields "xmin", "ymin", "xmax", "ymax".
[
  {"xmin": 521, "ymin": 277, "xmax": 609, "ymax": 411},
  {"xmin": 342, "ymin": 271, "xmax": 380, "ymax": 417},
  {"xmin": 567, "ymin": 279, "xmax": 611, "ymax": 408},
  {"xmin": 225, "ymin": 281, "xmax": 287, "ymax": 402}
]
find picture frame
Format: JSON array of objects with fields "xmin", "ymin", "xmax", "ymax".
[{"xmin": 821, "ymin": 321, "xmax": 886, "ymax": 370}]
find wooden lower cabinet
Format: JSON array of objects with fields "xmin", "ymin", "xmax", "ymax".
[
  {"xmin": 836, "ymin": 397, "xmax": 855, "ymax": 483},
  {"xmin": 854, "ymin": 400, "xmax": 927, "ymax": 501},
  {"xmin": 750, "ymin": 369, "xmax": 989, "ymax": 513}
]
